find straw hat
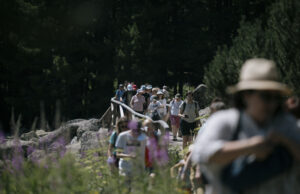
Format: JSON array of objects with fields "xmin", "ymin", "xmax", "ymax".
[{"xmin": 227, "ymin": 58, "xmax": 291, "ymax": 95}]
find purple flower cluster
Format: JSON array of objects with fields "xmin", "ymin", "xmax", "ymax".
[
  {"xmin": 49, "ymin": 137, "xmax": 67, "ymax": 158},
  {"xmin": 146, "ymin": 132, "xmax": 169, "ymax": 167},
  {"xmin": 128, "ymin": 120, "xmax": 138, "ymax": 130},
  {"xmin": 11, "ymin": 138, "xmax": 24, "ymax": 172}
]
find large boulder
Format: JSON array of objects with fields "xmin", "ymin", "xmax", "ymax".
[
  {"xmin": 35, "ymin": 130, "xmax": 49, "ymax": 138},
  {"xmin": 0, "ymin": 118, "xmax": 104, "ymax": 160},
  {"xmin": 20, "ymin": 131, "xmax": 38, "ymax": 141},
  {"xmin": 0, "ymin": 139, "xmax": 37, "ymax": 158},
  {"xmin": 38, "ymin": 118, "xmax": 100, "ymax": 148},
  {"xmin": 79, "ymin": 128, "xmax": 108, "ymax": 153},
  {"xmin": 76, "ymin": 119, "xmax": 101, "ymax": 139}
]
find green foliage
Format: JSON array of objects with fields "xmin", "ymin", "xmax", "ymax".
[
  {"xmin": 204, "ymin": 0, "xmax": 300, "ymax": 99},
  {"xmin": 0, "ymin": 139, "xmax": 184, "ymax": 194}
]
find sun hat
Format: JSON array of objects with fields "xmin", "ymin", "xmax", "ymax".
[
  {"xmin": 157, "ymin": 90, "xmax": 163, "ymax": 95},
  {"xmin": 227, "ymin": 58, "xmax": 291, "ymax": 95},
  {"xmin": 132, "ymin": 84, "xmax": 137, "ymax": 90},
  {"xmin": 119, "ymin": 84, "xmax": 123, "ymax": 88},
  {"xmin": 127, "ymin": 84, "xmax": 133, "ymax": 91},
  {"xmin": 137, "ymin": 89, "xmax": 143, "ymax": 93},
  {"xmin": 175, "ymin": 93, "xmax": 181, "ymax": 98},
  {"xmin": 146, "ymin": 85, "xmax": 152, "ymax": 90},
  {"xmin": 141, "ymin": 85, "xmax": 146, "ymax": 90}
]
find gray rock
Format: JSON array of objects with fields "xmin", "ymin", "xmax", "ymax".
[
  {"xmin": 65, "ymin": 119, "xmax": 86, "ymax": 125},
  {"xmin": 28, "ymin": 149, "xmax": 46, "ymax": 162},
  {"xmin": 35, "ymin": 130, "xmax": 49, "ymax": 138},
  {"xmin": 66, "ymin": 137, "xmax": 81, "ymax": 157},
  {"xmin": 0, "ymin": 139, "xmax": 37, "ymax": 158},
  {"xmin": 198, "ymin": 107, "xmax": 211, "ymax": 125},
  {"xmin": 70, "ymin": 136, "xmax": 78, "ymax": 145},
  {"xmin": 79, "ymin": 129, "xmax": 108, "ymax": 153},
  {"xmin": 193, "ymin": 84, "xmax": 209, "ymax": 108},
  {"xmin": 76, "ymin": 119, "xmax": 101, "ymax": 139},
  {"xmin": 0, "ymin": 118, "xmax": 103, "ymax": 161},
  {"xmin": 20, "ymin": 131, "xmax": 37, "ymax": 141}
]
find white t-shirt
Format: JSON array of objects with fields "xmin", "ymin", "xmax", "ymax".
[
  {"xmin": 148, "ymin": 101, "xmax": 162, "ymax": 113},
  {"xmin": 158, "ymin": 99, "xmax": 167, "ymax": 116},
  {"xmin": 191, "ymin": 109, "xmax": 300, "ymax": 194},
  {"xmin": 116, "ymin": 130, "xmax": 147, "ymax": 176},
  {"xmin": 170, "ymin": 100, "xmax": 183, "ymax": 116}
]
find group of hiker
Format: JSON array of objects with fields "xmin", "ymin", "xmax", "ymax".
[{"xmin": 110, "ymin": 58, "xmax": 300, "ymax": 194}]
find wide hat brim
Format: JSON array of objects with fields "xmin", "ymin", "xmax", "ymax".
[{"xmin": 227, "ymin": 80, "xmax": 292, "ymax": 96}]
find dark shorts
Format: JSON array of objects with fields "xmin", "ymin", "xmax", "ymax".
[{"xmin": 180, "ymin": 120, "xmax": 196, "ymax": 136}]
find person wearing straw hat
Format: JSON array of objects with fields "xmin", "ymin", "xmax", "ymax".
[{"xmin": 190, "ymin": 58, "xmax": 300, "ymax": 194}]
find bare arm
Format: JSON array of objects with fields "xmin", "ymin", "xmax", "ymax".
[
  {"xmin": 130, "ymin": 96, "xmax": 134, "ymax": 108},
  {"xmin": 209, "ymin": 136, "xmax": 273, "ymax": 165},
  {"xmin": 180, "ymin": 154, "xmax": 193, "ymax": 180},
  {"xmin": 115, "ymin": 148, "xmax": 136, "ymax": 159},
  {"xmin": 116, "ymin": 153, "xmax": 136, "ymax": 158},
  {"xmin": 107, "ymin": 143, "xmax": 114, "ymax": 157},
  {"xmin": 171, "ymin": 161, "xmax": 185, "ymax": 178}
]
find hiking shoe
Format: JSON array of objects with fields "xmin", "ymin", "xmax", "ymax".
[{"xmin": 172, "ymin": 138, "xmax": 177, "ymax": 141}]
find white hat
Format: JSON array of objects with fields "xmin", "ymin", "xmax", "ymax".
[
  {"xmin": 127, "ymin": 84, "xmax": 133, "ymax": 91},
  {"xmin": 227, "ymin": 58, "xmax": 291, "ymax": 95},
  {"xmin": 157, "ymin": 90, "xmax": 164, "ymax": 95}
]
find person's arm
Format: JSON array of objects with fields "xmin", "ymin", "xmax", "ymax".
[
  {"xmin": 268, "ymin": 131, "xmax": 300, "ymax": 161},
  {"xmin": 130, "ymin": 96, "xmax": 135, "ymax": 108},
  {"xmin": 180, "ymin": 154, "xmax": 193, "ymax": 180},
  {"xmin": 116, "ymin": 151, "xmax": 136, "ymax": 159},
  {"xmin": 108, "ymin": 133, "xmax": 116, "ymax": 157},
  {"xmin": 121, "ymin": 92, "xmax": 126, "ymax": 103},
  {"xmin": 178, "ymin": 102, "xmax": 185, "ymax": 118},
  {"xmin": 147, "ymin": 103, "xmax": 152, "ymax": 113},
  {"xmin": 195, "ymin": 164, "xmax": 201, "ymax": 179},
  {"xmin": 209, "ymin": 136, "xmax": 274, "ymax": 165},
  {"xmin": 170, "ymin": 161, "xmax": 185, "ymax": 178},
  {"xmin": 108, "ymin": 143, "xmax": 114, "ymax": 157}
]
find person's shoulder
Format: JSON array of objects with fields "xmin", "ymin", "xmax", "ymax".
[
  {"xmin": 110, "ymin": 131, "xmax": 117, "ymax": 137},
  {"xmin": 118, "ymin": 130, "xmax": 130, "ymax": 138},
  {"xmin": 274, "ymin": 111, "xmax": 298, "ymax": 128},
  {"xmin": 208, "ymin": 108, "xmax": 240, "ymax": 124}
]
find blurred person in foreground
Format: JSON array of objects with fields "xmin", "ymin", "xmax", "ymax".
[
  {"xmin": 115, "ymin": 119, "xmax": 147, "ymax": 177},
  {"xmin": 191, "ymin": 58, "xmax": 300, "ymax": 194},
  {"xmin": 181, "ymin": 99, "xmax": 226, "ymax": 194},
  {"xmin": 285, "ymin": 96, "xmax": 300, "ymax": 120}
]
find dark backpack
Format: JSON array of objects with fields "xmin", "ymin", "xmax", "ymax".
[{"xmin": 151, "ymin": 110, "xmax": 161, "ymax": 121}]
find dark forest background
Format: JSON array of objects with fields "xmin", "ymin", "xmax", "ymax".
[{"xmin": 0, "ymin": 0, "xmax": 299, "ymax": 134}]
